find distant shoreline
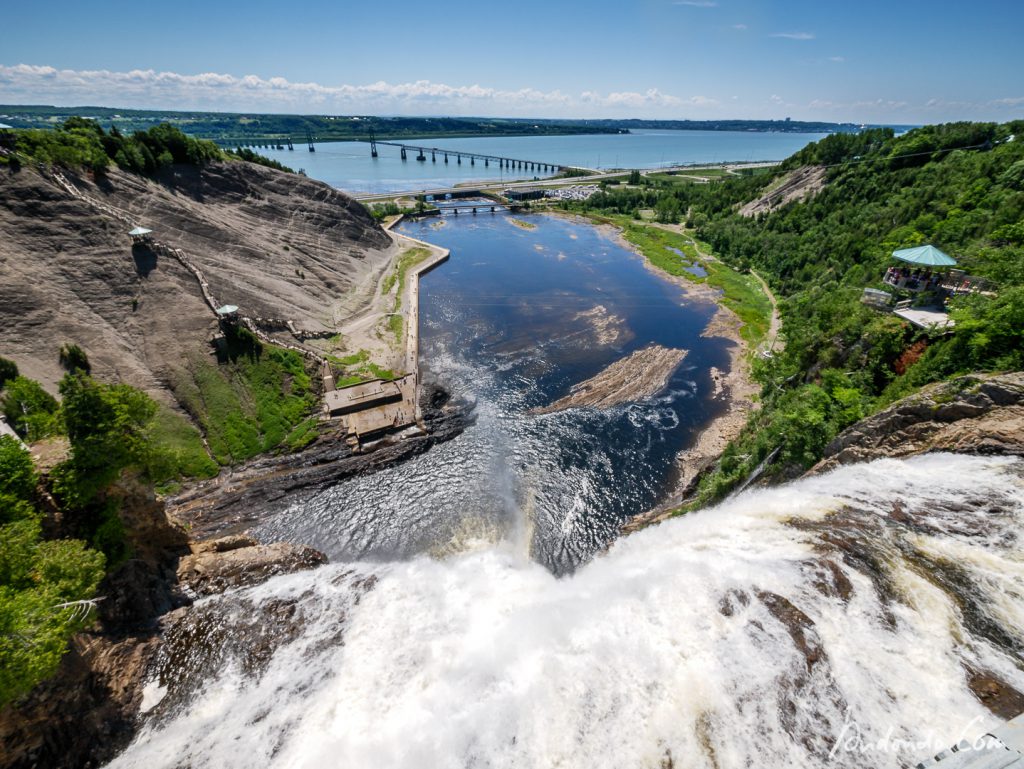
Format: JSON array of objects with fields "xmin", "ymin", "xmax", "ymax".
[{"xmin": 0, "ymin": 104, "xmax": 912, "ymax": 144}]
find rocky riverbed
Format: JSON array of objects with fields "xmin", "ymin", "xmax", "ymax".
[{"xmin": 167, "ymin": 382, "xmax": 473, "ymax": 541}]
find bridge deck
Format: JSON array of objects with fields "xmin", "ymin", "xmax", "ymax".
[{"xmin": 376, "ymin": 141, "xmax": 561, "ymax": 169}]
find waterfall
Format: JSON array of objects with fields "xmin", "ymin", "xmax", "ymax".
[{"xmin": 109, "ymin": 453, "xmax": 1024, "ymax": 769}]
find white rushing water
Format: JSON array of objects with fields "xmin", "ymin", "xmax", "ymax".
[{"xmin": 111, "ymin": 454, "xmax": 1024, "ymax": 769}]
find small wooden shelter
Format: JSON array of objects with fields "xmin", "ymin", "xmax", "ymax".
[{"xmin": 128, "ymin": 226, "xmax": 153, "ymax": 245}]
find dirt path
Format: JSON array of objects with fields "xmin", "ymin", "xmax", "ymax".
[{"xmin": 748, "ymin": 269, "xmax": 784, "ymax": 355}]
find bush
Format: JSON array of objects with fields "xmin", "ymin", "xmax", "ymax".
[
  {"xmin": 1, "ymin": 377, "xmax": 60, "ymax": 441},
  {"xmin": 53, "ymin": 374, "xmax": 156, "ymax": 508},
  {"xmin": 0, "ymin": 437, "xmax": 105, "ymax": 706},
  {"xmin": 0, "ymin": 356, "xmax": 18, "ymax": 389},
  {"xmin": 58, "ymin": 343, "xmax": 90, "ymax": 375}
]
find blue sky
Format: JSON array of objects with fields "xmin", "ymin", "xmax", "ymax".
[{"xmin": 2, "ymin": 0, "xmax": 1022, "ymax": 123}]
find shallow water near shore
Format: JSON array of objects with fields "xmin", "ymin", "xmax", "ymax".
[{"xmin": 255, "ymin": 210, "xmax": 733, "ymax": 574}]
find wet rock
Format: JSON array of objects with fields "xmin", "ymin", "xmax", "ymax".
[
  {"xmin": 756, "ymin": 591, "xmax": 826, "ymax": 672},
  {"xmin": 189, "ymin": 533, "xmax": 258, "ymax": 554},
  {"xmin": 812, "ymin": 372, "xmax": 1024, "ymax": 473},
  {"xmin": 0, "ymin": 633, "xmax": 161, "ymax": 769},
  {"xmin": 168, "ymin": 381, "xmax": 473, "ymax": 539},
  {"xmin": 966, "ymin": 667, "xmax": 1024, "ymax": 720},
  {"xmin": 177, "ymin": 541, "xmax": 327, "ymax": 597}
]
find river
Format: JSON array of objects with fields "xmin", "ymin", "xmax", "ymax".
[
  {"xmin": 111, "ymin": 453, "xmax": 1024, "ymax": 768},
  {"xmin": 100, "ymin": 156, "xmax": 1024, "ymax": 769},
  {"xmin": 255, "ymin": 128, "xmax": 828, "ymax": 194},
  {"xmin": 254, "ymin": 209, "xmax": 731, "ymax": 575}
]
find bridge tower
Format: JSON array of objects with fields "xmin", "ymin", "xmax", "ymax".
[
  {"xmin": 287, "ymin": 138, "xmax": 294, "ymax": 151},
  {"xmin": 432, "ymin": 150, "xmax": 436, "ymax": 162},
  {"xmin": 444, "ymin": 153, "xmax": 449, "ymax": 164},
  {"xmin": 485, "ymin": 158, "xmax": 489, "ymax": 167},
  {"xmin": 416, "ymin": 148, "xmax": 426, "ymax": 161},
  {"xmin": 457, "ymin": 154, "xmax": 462, "ymax": 165},
  {"xmin": 401, "ymin": 147, "xmax": 407, "ymax": 160},
  {"xmin": 369, "ymin": 133, "xmax": 378, "ymax": 158},
  {"xmin": 306, "ymin": 130, "xmax": 316, "ymax": 152}
]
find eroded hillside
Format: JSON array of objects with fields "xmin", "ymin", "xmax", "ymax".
[{"xmin": 0, "ymin": 160, "xmax": 395, "ymax": 402}]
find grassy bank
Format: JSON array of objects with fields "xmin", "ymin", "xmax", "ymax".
[
  {"xmin": 172, "ymin": 331, "xmax": 318, "ymax": 465},
  {"xmin": 593, "ymin": 214, "xmax": 771, "ymax": 348},
  {"xmin": 383, "ymin": 246, "xmax": 433, "ymax": 312}
]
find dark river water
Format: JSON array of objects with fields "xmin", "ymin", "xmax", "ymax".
[{"xmin": 256, "ymin": 209, "xmax": 733, "ymax": 573}]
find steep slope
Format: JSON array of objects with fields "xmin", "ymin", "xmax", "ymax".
[{"xmin": 0, "ymin": 161, "xmax": 394, "ymax": 401}]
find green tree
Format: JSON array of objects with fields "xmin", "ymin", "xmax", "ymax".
[
  {"xmin": 0, "ymin": 437, "xmax": 105, "ymax": 706},
  {"xmin": 1, "ymin": 377, "xmax": 60, "ymax": 441},
  {"xmin": 58, "ymin": 343, "xmax": 90, "ymax": 375},
  {"xmin": 53, "ymin": 374, "xmax": 157, "ymax": 508},
  {"xmin": 0, "ymin": 435, "xmax": 37, "ymax": 502},
  {"xmin": 0, "ymin": 356, "xmax": 18, "ymax": 389},
  {"xmin": 654, "ymin": 195, "xmax": 682, "ymax": 224}
]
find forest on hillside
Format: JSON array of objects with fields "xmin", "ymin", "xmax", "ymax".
[{"xmin": 564, "ymin": 120, "xmax": 1024, "ymax": 501}]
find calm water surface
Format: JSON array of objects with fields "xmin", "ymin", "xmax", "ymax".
[
  {"xmin": 256, "ymin": 209, "xmax": 734, "ymax": 573},
  {"xmin": 258, "ymin": 128, "xmax": 827, "ymax": 194}
]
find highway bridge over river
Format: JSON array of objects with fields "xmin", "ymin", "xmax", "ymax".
[
  {"xmin": 371, "ymin": 139, "xmax": 562, "ymax": 173},
  {"xmin": 220, "ymin": 134, "xmax": 566, "ymax": 173}
]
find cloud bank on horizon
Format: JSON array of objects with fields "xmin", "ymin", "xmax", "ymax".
[
  {"xmin": 1, "ymin": 63, "xmax": 1022, "ymax": 123},
  {"xmin": 0, "ymin": 64, "xmax": 716, "ymax": 119}
]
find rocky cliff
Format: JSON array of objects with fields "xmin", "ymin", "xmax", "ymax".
[
  {"xmin": 812, "ymin": 372, "xmax": 1024, "ymax": 473},
  {"xmin": 0, "ymin": 481, "xmax": 326, "ymax": 769},
  {"xmin": 0, "ymin": 160, "xmax": 393, "ymax": 398}
]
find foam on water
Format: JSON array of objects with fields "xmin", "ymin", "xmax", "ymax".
[{"xmin": 109, "ymin": 454, "xmax": 1024, "ymax": 769}]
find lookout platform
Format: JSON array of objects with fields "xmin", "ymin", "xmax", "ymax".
[{"xmin": 328, "ymin": 374, "xmax": 419, "ymax": 443}]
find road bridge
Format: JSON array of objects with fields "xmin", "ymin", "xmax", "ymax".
[{"xmin": 374, "ymin": 141, "xmax": 562, "ymax": 173}]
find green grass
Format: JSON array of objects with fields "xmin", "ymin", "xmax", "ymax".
[
  {"xmin": 704, "ymin": 262, "xmax": 772, "ymax": 346},
  {"xmin": 330, "ymin": 349, "xmax": 369, "ymax": 367},
  {"xmin": 388, "ymin": 313, "xmax": 404, "ymax": 343},
  {"xmin": 607, "ymin": 216, "xmax": 771, "ymax": 347},
  {"xmin": 285, "ymin": 416, "xmax": 320, "ymax": 451},
  {"xmin": 144, "ymin": 405, "xmax": 219, "ymax": 482},
  {"xmin": 367, "ymin": 363, "xmax": 398, "ymax": 380},
  {"xmin": 647, "ymin": 169, "xmax": 729, "ymax": 184},
  {"xmin": 172, "ymin": 340, "xmax": 319, "ymax": 465},
  {"xmin": 509, "ymin": 218, "xmax": 537, "ymax": 230},
  {"xmin": 383, "ymin": 246, "xmax": 433, "ymax": 311}
]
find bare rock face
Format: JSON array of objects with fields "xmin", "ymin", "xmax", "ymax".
[
  {"xmin": 0, "ymin": 632, "xmax": 162, "ymax": 769},
  {"xmin": 177, "ymin": 537, "xmax": 327, "ymax": 597},
  {"xmin": 0, "ymin": 161, "xmax": 392, "ymax": 397},
  {"xmin": 812, "ymin": 372, "xmax": 1024, "ymax": 473},
  {"xmin": 739, "ymin": 165, "xmax": 826, "ymax": 218}
]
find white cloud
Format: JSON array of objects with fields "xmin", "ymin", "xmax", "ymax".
[
  {"xmin": 0, "ymin": 63, "xmax": 723, "ymax": 118},
  {"xmin": 673, "ymin": 1, "xmax": 717, "ymax": 6},
  {"xmin": 829, "ymin": 56, "xmax": 845, "ymax": 62},
  {"xmin": 770, "ymin": 32, "xmax": 815, "ymax": 40},
  {"xmin": 733, "ymin": 23, "xmax": 748, "ymax": 29}
]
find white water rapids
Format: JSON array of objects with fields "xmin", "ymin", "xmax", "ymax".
[{"xmin": 110, "ymin": 453, "xmax": 1024, "ymax": 768}]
